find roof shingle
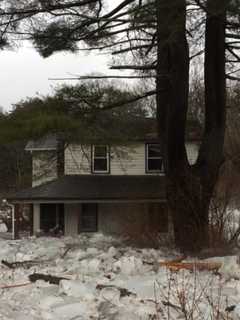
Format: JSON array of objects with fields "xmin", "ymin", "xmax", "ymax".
[{"xmin": 8, "ymin": 175, "xmax": 166, "ymax": 203}]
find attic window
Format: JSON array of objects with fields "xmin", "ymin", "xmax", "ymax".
[
  {"xmin": 92, "ymin": 145, "xmax": 110, "ymax": 173},
  {"xmin": 146, "ymin": 143, "xmax": 163, "ymax": 173}
]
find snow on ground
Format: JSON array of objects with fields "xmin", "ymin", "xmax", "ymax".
[{"xmin": 0, "ymin": 233, "xmax": 239, "ymax": 319}]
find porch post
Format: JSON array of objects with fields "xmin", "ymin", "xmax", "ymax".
[{"xmin": 33, "ymin": 204, "xmax": 40, "ymax": 234}]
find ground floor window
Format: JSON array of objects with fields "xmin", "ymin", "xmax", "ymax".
[
  {"xmin": 79, "ymin": 203, "xmax": 98, "ymax": 232},
  {"xmin": 40, "ymin": 204, "xmax": 64, "ymax": 235}
]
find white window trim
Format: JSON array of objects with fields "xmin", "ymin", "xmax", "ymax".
[
  {"xmin": 92, "ymin": 145, "xmax": 110, "ymax": 173},
  {"xmin": 146, "ymin": 143, "xmax": 164, "ymax": 173}
]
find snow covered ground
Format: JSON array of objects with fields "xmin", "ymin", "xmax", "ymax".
[{"xmin": 0, "ymin": 233, "xmax": 239, "ymax": 319}]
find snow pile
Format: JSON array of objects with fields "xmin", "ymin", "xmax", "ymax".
[{"xmin": 0, "ymin": 234, "xmax": 239, "ymax": 319}]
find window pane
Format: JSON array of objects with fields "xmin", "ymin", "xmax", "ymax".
[
  {"xmin": 148, "ymin": 158, "xmax": 163, "ymax": 171},
  {"xmin": 94, "ymin": 158, "xmax": 107, "ymax": 171},
  {"xmin": 148, "ymin": 144, "xmax": 161, "ymax": 157},
  {"xmin": 94, "ymin": 146, "xmax": 107, "ymax": 157}
]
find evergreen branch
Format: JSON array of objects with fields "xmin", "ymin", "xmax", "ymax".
[{"xmin": 0, "ymin": 0, "xmax": 99, "ymax": 16}]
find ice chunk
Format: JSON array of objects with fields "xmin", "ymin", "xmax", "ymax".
[
  {"xmin": 113, "ymin": 256, "xmax": 143, "ymax": 275},
  {"xmin": 219, "ymin": 256, "xmax": 240, "ymax": 280},
  {"xmin": 59, "ymin": 280, "xmax": 95, "ymax": 299},
  {"xmin": 39, "ymin": 296, "xmax": 64, "ymax": 310},
  {"xmin": 0, "ymin": 223, "xmax": 7, "ymax": 233},
  {"xmin": 99, "ymin": 286, "xmax": 121, "ymax": 305},
  {"xmin": 52, "ymin": 302, "xmax": 97, "ymax": 320}
]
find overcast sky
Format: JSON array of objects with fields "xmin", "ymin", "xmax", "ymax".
[
  {"xmin": 0, "ymin": 46, "xmax": 113, "ymax": 111},
  {"xmin": 0, "ymin": 0, "xmax": 122, "ymax": 111}
]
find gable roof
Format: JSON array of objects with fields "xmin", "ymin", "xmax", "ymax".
[{"xmin": 8, "ymin": 175, "xmax": 166, "ymax": 203}]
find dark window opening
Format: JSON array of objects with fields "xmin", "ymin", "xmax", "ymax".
[
  {"xmin": 92, "ymin": 145, "xmax": 109, "ymax": 173},
  {"xmin": 40, "ymin": 204, "xmax": 64, "ymax": 235},
  {"xmin": 79, "ymin": 204, "xmax": 98, "ymax": 232},
  {"xmin": 146, "ymin": 144, "xmax": 164, "ymax": 173}
]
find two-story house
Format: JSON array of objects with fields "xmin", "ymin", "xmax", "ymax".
[{"xmin": 7, "ymin": 118, "xmax": 199, "ymax": 239}]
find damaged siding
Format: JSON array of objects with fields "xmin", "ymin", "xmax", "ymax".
[{"xmin": 32, "ymin": 151, "xmax": 57, "ymax": 187}]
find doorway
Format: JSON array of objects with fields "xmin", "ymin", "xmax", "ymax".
[{"xmin": 40, "ymin": 204, "xmax": 64, "ymax": 234}]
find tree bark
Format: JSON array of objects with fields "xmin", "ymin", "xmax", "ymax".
[{"xmin": 156, "ymin": 0, "xmax": 227, "ymax": 253}]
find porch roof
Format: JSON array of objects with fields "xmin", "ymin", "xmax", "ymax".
[{"xmin": 7, "ymin": 175, "xmax": 166, "ymax": 203}]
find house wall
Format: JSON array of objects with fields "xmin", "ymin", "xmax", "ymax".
[
  {"xmin": 31, "ymin": 202, "xmax": 172, "ymax": 242},
  {"xmin": 98, "ymin": 203, "xmax": 169, "ymax": 236},
  {"xmin": 32, "ymin": 151, "xmax": 57, "ymax": 187},
  {"xmin": 65, "ymin": 143, "xmax": 199, "ymax": 175},
  {"xmin": 62, "ymin": 202, "xmax": 169, "ymax": 238},
  {"xmin": 65, "ymin": 144, "xmax": 147, "ymax": 175},
  {"xmin": 30, "ymin": 142, "xmax": 199, "ymax": 188}
]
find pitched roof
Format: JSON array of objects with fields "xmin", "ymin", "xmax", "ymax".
[
  {"xmin": 8, "ymin": 175, "xmax": 166, "ymax": 203},
  {"xmin": 25, "ymin": 134, "xmax": 58, "ymax": 151},
  {"xmin": 25, "ymin": 118, "xmax": 201, "ymax": 151}
]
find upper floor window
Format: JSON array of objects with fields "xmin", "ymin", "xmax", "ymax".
[
  {"xmin": 146, "ymin": 143, "xmax": 163, "ymax": 173},
  {"xmin": 92, "ymin": 145, "xmax": 110, "ymax": 173}
]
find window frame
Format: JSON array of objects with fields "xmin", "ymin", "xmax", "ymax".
[
  {"xmin": 145, "ymin": 143, "xmax": 164, "ymax": 173},
  {"xmin": 91, "ymin": 145, "xmax": 110, "ymax": 174}
]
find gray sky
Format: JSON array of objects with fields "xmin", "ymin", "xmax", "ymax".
[
  {"xmin": 0, "ymin": 0, "xmax": 122, "ymax": 111},
  {"xmin": 0, "ymin": 46, "xmax": 112, "ymax": 111}
]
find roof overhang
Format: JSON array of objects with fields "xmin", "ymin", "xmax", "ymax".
[{"xmin": 8, "ymin": 174, "xmax": 166, "ymax": 204}]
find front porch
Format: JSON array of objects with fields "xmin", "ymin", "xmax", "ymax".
[
  {"xmin": 7, "ymin": 175, "xmax": 168, "ymax": 239},
  {"xmin": 34, "ymin": 202, "xmax": 169, "ymax": 237}
]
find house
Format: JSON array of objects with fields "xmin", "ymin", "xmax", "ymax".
[{"xmin": 7, "ymin": 118, "xmax": 200, "ymax": 239}]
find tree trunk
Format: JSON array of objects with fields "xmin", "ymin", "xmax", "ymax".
[{"xmin": 156, "ymin": 0, "xmax": 227, "ymax": 253}]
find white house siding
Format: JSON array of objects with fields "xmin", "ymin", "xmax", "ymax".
[
  {"xmin": 65, "ymin": 144, "xmax": 158, "ymax": 175},
  {"xmin": 32, "ymin": 151, "xmax": 57, "ymax": 186},
  {"xmin": 65, "ymin": 143, "xmax": 199, "ymax": 175},
  {"xmin": 110, "ymin": 146, "xmax": 146, "ymax": 175},
  {"xmin": 64, "ymin": 204, "xmax": 81, "ymax": 236},
  {"xmin": 65, "ymin": 145, "xmax": 91, "ymax": 175}
]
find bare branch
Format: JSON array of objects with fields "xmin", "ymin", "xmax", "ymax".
[
  {"xmin": 97, "ymin": 90, "xmax": 157, "ymax": 112},
  {"xmin": 49, "ymin": 75, "xmax": 155, "ymax": 80},
  {"xmin": 110, "ymin": 65, "xmax": 156, "ymax": 70}
]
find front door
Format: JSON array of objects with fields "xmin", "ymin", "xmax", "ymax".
[
  {"xmin": 79, "ymin": 204, "xmax": 98, "ymax": 232},
  {"xmin": 40, "ymin": 204, "xmax": 64, "ymax": 234}
]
